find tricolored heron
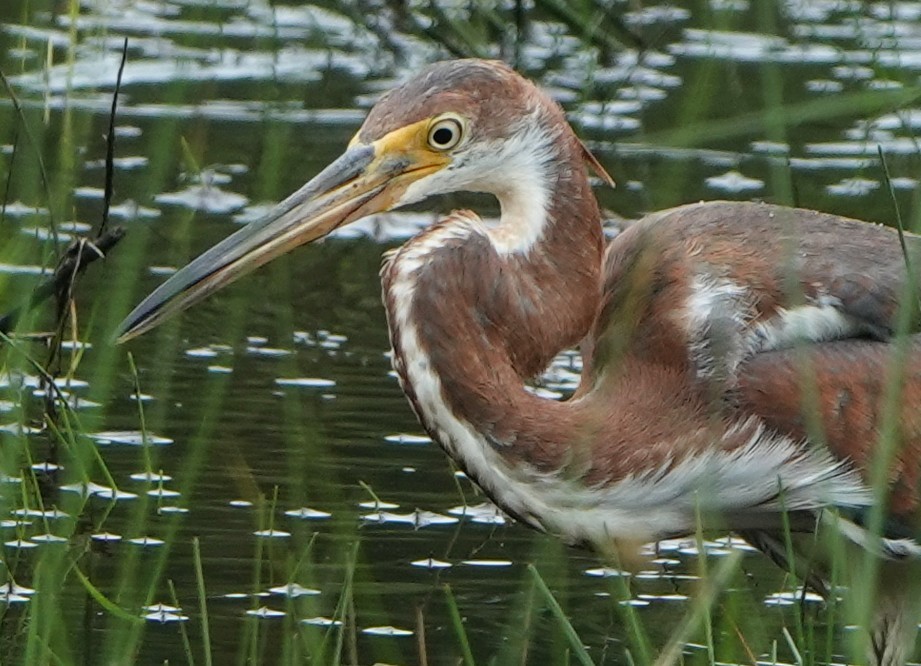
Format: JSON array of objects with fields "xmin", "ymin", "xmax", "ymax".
[{"xmin": 118, "ymin": 60, "xmax": 921, "ymax": 664}]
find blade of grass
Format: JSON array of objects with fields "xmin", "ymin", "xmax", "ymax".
[
  {"xmin": 0, "ymin": 67, "xmax": 57, "ymax": 237},
  {"xmin": 71, "ymin": 565, "xmax": 144, "ymax": 625},
  {"xmin": 415, "ymin": 603, "xmax": 429, "ymax": 666},
  {"xmin": 527, "ymin": 564, "xmax": 594, "ymax": 666},
  {"xmin": 693, "ymin": 502, "xmax": 715, "ymax": 664},
  {"xmin": 443, "ymin": 584, "xmax": 475, "ymax": 666},
  {"xmin": 781, "ymin": 626, "xmax": 804, "ymax": 666},
  {"xmin": 644, "ymin": 86, "xmax": 921, "ymax": 149},
  {"xmin": 168, "ymin": 578, "xmax": 196, "ymax": 666},
  {"xmin": 322, "ymin": 540, "xmax": 359, "ymax": 665},
  {"xmin": 653, "ymin": 550, "xmax": 743, "ymax": 666},
  {"xmin": 878, "ymin": 146, "xmax": 917, "ymax": 296},
  {"xmin": 193, "ymin": 537, "xmax": 213, "ymax": 666},
  {"xmin": 0, "ymin": 125, "xmax": 18, "ymax": 228}
]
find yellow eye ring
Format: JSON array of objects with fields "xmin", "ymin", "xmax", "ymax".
[{"xmin": 427, "ymin": 116, "xmax": 464, "ymax": 151}]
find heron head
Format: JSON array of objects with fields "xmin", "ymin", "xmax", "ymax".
[{"xmin": 116, "ymin": 60, "xmax": 603, "ymax": 341}]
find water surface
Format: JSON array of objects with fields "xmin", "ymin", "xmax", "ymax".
[{"xmin": 1, "ymin": 1, "xmax": 920, "ymax": 663}]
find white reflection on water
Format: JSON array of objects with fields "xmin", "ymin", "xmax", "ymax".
[
  {"xmin": 275, "ymin": 377, "xmax": 335, "ymax": 389},
  {"xmin": 31, "ymin": 534, "xmax": 68, "ymax": 544},
  {"xmin": 302, "ymin": 616, "xmax": 343, "ymax": 627},
  {"xmin": 91, "ymin": 532, "xmax": 123, "ymax": 542},
  {"xmin": 0, "ymin": 582, "xmax": 36, "ymax": 603},
  {"xmin": 269, "ymin": 583, "xmax": 320, "ymax": 597},
  {"xmin": 826, "ymin": 177, "xmax": 881, "ymax": 196},
  {"xmin": 60, "ymin": 482, "xmax": 138, "ymax": 500},
  {"xmin": 361, "ymin": 510, "xmax": 458, "ymax": 527},
  {"xmin": 92, "ymin": 430, "xmax": 174, "ymax": 446},
  {"xmin": 5, "ymin": 1, "xmax": 921, "ymax": 662},
  {"xmin": 155, "ymin": 183, "xmax": 248, "ymax": 215},
  {"xmin": 461, "ymin": 559, "xmax": 513, "ymax": 568},
  {"xmin": 383, "ymin": 432, "xmax": 431, "ymax": 445},
  {"xmin": 12, "ymin": 508, "xmax": 68, "ymax": 519},
  {"xmin": 143, "ymin": 603, "xmax": 190, "ymax": 623},
  {"xmin": 763, "ymin": 588, "xmax": 824, "ymax": 606},
  {"xmin": 448, "ymin": 502, "xmax": 507, "ymax": 525},
  {"xmin": 706, "ymin": 170, "xmax": 764, "ymax": 193},
  {"xmin": 410, "ymin": 557, "xmax": 452, "ymax": 569},
  {"xmin": 4, "ymin": 539, "xmax": 37, "ymax": 550},
  {"xmin": 246, "ymin": 606, "xmax": 286, "ymax": 618},
  {"xmin": 362, "ymin": 625, "xmax": 413, "ymax": 637},
  {"xmin": 130, "ymin": 471, "xmax": 172, "ymax": 482},
  {"xmin": 284, "ymin": 507, "xmax": 331, "ymax": 519}
]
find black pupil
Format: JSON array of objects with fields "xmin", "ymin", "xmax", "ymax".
[{"xmin": 432, "ymin": 126, "xmax": 454, "ymax": 146}]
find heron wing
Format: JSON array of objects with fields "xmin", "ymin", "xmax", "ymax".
[
  {"xmin": 581, "ymin": 201, "xmax": 921, "ymax": 551},
  {"xmin": 737, "ymin": 336, "xmax": 921, "ymax": 539},
  {"xmin": 657, "ymin": 201, "xmax": 920, "ymax": 339},
  {"xmin": 586, "ymin": 201, "xmax": 921, "ymax": 385}
]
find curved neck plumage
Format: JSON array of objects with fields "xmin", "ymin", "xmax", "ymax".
[{"xmin": 381, "ymin": 126, "xmax": 603, "ymax": 485}]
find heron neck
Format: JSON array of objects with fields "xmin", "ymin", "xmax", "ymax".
[{"xmin": 381, "ymin": 153, "xmax": 603, "ymax": 486}]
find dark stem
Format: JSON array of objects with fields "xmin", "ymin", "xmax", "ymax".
[
  {"xmin": 0, "ymin": 226, "xmax": 126, "ymax": 337},
  {"xmin": 99, "ymin": 39, "xmax": 129, "ymax": 237}
]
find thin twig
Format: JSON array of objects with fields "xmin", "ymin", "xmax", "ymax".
[
  {"xmin": 0, "ymin": 43, "xmax": 130, "ymax": 337},
  {"xmin": 99, "ymin": 39, "xmax": 128, "ymax": 237},
  {"xmin": 0, "ymin": 228, "xmax": 125, "ymax": 336}
]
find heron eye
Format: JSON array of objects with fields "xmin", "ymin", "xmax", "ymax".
[{"xmin": 427, "ymin": 117, "xmax": 464, "ymax": 151}]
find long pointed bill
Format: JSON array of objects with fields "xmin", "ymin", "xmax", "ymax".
[{"xmin": 116, "ymin": 124, "xmax": 446, "ymax": 342}]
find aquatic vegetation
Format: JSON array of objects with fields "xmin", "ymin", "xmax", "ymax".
[{"xmin": 2, "ymin": 0, "xmax": 921, "ymax": 663}]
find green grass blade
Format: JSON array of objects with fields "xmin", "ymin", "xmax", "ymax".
[
  {"xmin": 527, "ymin": 564, "xmax": 594, "ymax": 666},
  {"xmin": 653, "ymin": 551, "xmax": 743, "ymax": 666},
  {"xmin": 644, "ymin": 86, "xmax": 921, "ymax": 148},
  {"xmin": 71, "ymin": 566, "xmax": 143, "ymax": 625},
  {"xmin": 443, "ymin": 584, "xmax": 475, "ymax": 666},
  {"xmin": 193, "ymin": 537, "xmax": 213, "ymax": 666},
  {"xmin": 168, "ymin": 578, "xmax": 196, "ymax": 666}
]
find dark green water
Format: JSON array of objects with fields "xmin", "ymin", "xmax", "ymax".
[{"xmin": 1, "ymin": 1, "xmax": 919, "ymax": 663}]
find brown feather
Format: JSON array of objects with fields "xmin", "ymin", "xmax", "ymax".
[{"xmin": 738, "ymin": 336, "xmax": 921, "ymax": 523}]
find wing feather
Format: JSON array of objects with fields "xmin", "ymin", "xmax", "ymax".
[{"xmin": 737, "ymin": 335, "xmax": 921, "ymax": 530}]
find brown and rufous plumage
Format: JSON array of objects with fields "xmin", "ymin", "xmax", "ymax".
[{"xmin": 118, "ymin": 59, "xmax": 921, "ymax": 664}]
